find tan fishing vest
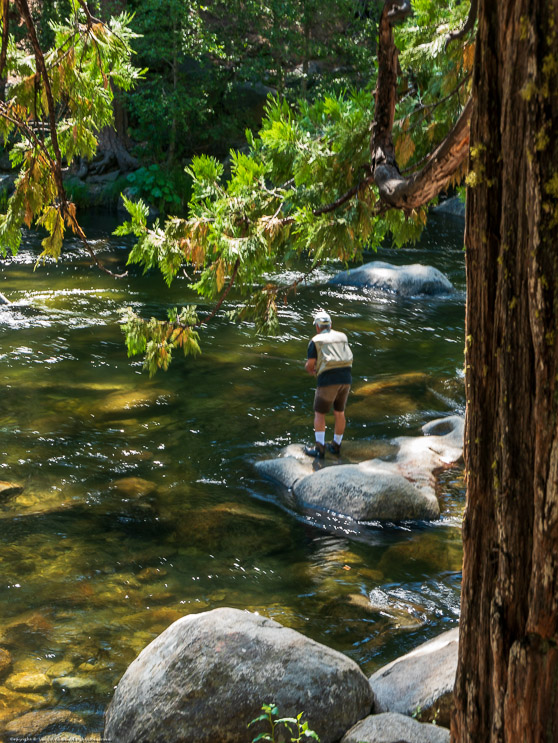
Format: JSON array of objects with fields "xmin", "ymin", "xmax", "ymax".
[{"xmin": 312, "ymin": 329, "xmax": 353, "ymax": 378}]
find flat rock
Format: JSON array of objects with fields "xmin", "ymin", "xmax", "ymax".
[
  {"xmin": 104, "ymin": 607, "xmax": 373, "ymax": 743},
  {"xmin": 369, "ymin": 627, "xmax": 458, "ymax": 727},
  {"xmin": 293, "ymin": 463, "xmax": 439, "ymax": 521},
  {"xmin": 341, "ymin": 712, "xmax": 450, "ymax": 743},
  {"xmin": 4, "ymin": 709, "xmax": 85, "ymax": 739},
  {"xmin": 329, "ymin": 261, "xmax": 454, "ymax": 296},
  {"xmin": 5, "ymin": 672, "xmax": 51, "ymax": 693}
]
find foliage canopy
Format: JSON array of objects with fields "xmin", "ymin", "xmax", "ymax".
[{"xmin": 0, "ymin": 0, "xmax": 473, "ymax": 374}]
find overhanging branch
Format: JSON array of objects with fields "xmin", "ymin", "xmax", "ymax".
[{"xmin": 371, "ymin": 0, "xmax": 472, "ymax": 211}]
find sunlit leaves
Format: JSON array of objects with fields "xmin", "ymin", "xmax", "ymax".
[
  {"xmin": 120, "ymin": 305, "xmax": 201, "ymax": 377},
  {"xmin": 0, "ymin": 5, "xmax": 141, "ymax": 259}
]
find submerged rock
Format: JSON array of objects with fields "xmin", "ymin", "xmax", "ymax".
[
  {"xmin": 104, "ymin": 607, "xmax": 373, "ymax": 743},
  {"xmin": 329, "ymin": 261, "xmax": 454, "ymax": 296},
  {"xmin": 5, "ymin": 672, "xmax": 51, "ymax": 694},
  {"xmin": 341, "ymin": 712, "xmax": 450, "ymax": 743},
  {"xmin": 0, "ymin": 647, "xmax": 12, "ymax": 679},
  {"xmin": 0, "ymin": 480, "xmax": 24, "ymax": 501},
  {"xmin": 3, "ymin": 709, "xmax": 85, "ymax": 740},
  {"xmin": 108, "ymin": 477, "xmax": 158, "ymax": 499},
  {"xmin": 369, "ymin": 627, "xmax": 459, "ymax": 727}
]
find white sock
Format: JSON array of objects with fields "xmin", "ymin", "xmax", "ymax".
[
  {"xmin": 334, "ymin": 434, "xmax": 343, "ymax": 445},
  {"xmin": 315, "ymin": 431, "xmax": 325, "ymax": 445}
]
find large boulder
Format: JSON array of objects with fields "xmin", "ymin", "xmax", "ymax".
[
  {"xmin": 254, "ymin": 416, "xmax": 463, "ymax": 524},
  {"xmin": 329, "ymin": 261, "xmax": 454, "ymax": 296},
  {"xmin": 254, "ymin": 456, "xmax": 314, "ymax": 490},
  {"xmin": 432, "ymin": 196, "xmax": 465, "ymax": 218},
  {"xmin": 369, "ymin": 627, "xmax": 458, "ymax": 727},
  {"xmin": 293, "ymin": 463, "xmax": 439, "ymax": 521},
  {"xmin": 104, "ymin": 607, "xmax": 373, "ymax": 743},
  {"xmin": 341, "ymin": 712, "xmax": 450, "ymax": 743}
]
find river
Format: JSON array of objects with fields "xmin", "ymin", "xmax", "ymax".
[{"xmin": 0, "ymin": 210, "xmax": 465, "ymax": 734}]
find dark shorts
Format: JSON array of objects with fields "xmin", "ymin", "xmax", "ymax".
[{"xmin": 313, "ymin": 384, "xmax": 351, "ymax": 414}]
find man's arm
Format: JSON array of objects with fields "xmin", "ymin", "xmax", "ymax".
[{"xmin": 306, "ymin": 340, "xmax": 317, "ymax": 375}]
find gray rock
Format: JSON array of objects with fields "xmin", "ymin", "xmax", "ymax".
[
  {"xmin": 329, "ymin": 261, "xmax": 454, "ymax": 296},
  {"xmin": 341, "ymin": 712, "xmax": 450, "ymax": 743},
  {"xmin": 104, "ymin": 607, "xmax": 373, "ymax": 743},
  {"xmin": 254, "ymin": 455, "xmax": 314, "ymax": 489},
  {"xmin": 293, "ymin": 464, "xmax": 440, "ymax": 521},
  {"xmin": 432, "ymin": 196, "xmax": 465, "ymax": 218},
  {"xmin": 369, "ymin": 627, "xmax": 459, "ymax": 727},
  {"xmin": 254, "ymin": 416, "xmax": 463, "ymax": 523}
]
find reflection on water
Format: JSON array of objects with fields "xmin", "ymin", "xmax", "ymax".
[{"xmin": 0, "ymin": 212, "xmax": 465, "ymax": 733}]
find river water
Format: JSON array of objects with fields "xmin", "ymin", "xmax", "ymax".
[{"xmin": 0, "ymin": 211, "xmax": 465, "ymax": 734}]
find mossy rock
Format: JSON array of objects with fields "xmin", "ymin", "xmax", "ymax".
[{"xmin": 172, "ymin": 502, "xmax": 294, "ymax": 557}]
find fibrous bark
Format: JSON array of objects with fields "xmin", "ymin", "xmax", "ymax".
[{"xmin": 452, "ymin": 0, "xmax": 558, "ymax": 741}]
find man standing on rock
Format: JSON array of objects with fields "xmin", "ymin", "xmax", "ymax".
[{"xmin": 304, "ymin": 311, "xmax": 353, "ymax": 458}]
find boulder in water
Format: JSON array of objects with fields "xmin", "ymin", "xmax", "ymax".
[
  {"xmin": 104, "ymin": 607, "xmax": 373, "ymax": 743},
  {"xmin": 293, "ymin": 463, "xmax": 439, "ymax": 521},
  {"xmin": 254, "ymin": 416, "xmax": 463, "ymax": 524},
  {"xmin": 369, "ymin": 627, "xmax": 459, "ymax": 727},
  {"xmin": 341, "ymin": 712, "xmax": 450, "ymax": 743},
  {"xmin": 329, "ymin": 261, "xmax": 454, "ymax": 296},
  {"xmin": 254, "ymin": 455, "xmax": 314, "ymax": 489}
]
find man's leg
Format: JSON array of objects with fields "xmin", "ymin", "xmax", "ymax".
[
  {"xmin": 305, "ymin": 391, "xmax": 332, "ymax": 458},
  {"xmin": 327, "ymin": 385, "xmax": 350, "ymax": 454},
  {"xmin": 314, "ymin": 411, "xmax": 326, "ymax": 435},
  {"xmin": 333, "ymin": 410, "xmax": 346, "ymax": 436}
]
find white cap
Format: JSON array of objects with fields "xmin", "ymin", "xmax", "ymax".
[{"xmin": 314, "ymin": 311, "xmax": 331, "ymax": 326}]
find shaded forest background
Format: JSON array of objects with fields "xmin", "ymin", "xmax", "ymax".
[{"xmin": 3, "ymin": 0, "xmax": 408, "ymax": 213}]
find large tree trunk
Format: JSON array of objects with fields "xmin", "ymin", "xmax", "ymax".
[{"xmin": 452, "ymin": 0, "xmax": 558, "ymax": 741}]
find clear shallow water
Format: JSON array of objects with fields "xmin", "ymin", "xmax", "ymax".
[{"xmin": 0, "ymin": 212, "xmax": 465, "ymax": 733}]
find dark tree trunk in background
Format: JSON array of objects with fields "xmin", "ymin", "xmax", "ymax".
[
  {"xmin": 94, "ymin": 0, "xmax": 138, "ymax": 173},
  {"xmin": 452, "ymin": 0, "xmax": 558, "ymax": 741}
]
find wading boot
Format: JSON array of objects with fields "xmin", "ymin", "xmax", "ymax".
[
  {"xmin": 326, "ymin": 441, "xmax": 341, "ymax": 456},
  {"xmin": 304, "ymin": 442, "xmax": 325, "ymax": 459}
]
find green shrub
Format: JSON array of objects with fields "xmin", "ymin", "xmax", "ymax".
[
  {"xmin": 126, "ymin": 164, "xmax": 186, "ymax": 214},
  {"xmin": 248, "ymin": 703, "xmax": 320, "ymax": 743}
]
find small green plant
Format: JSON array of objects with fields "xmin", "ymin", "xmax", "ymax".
[
  {"xmin": 248, "ymin": 703, "xmax": 320, "ymax": 743},
  {"xmin": 126, "ymin": 164, "xmax": 182, "ymax": 214}
]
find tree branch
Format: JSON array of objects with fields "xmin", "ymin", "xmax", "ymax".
[
  {"xmin": 197, "ymin": 258, "xmax": 241, "ymax": 326},
  {"xmin": 446, "ymin": 0, "xmax": 477, "ymax": 48},
  {"xmin": 11, "ymin": 0, "xmax": 127, "ymax": 278},
  {"xmin": 370, "ymin": 0, "xmax": 472, "ymax": 211}
]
